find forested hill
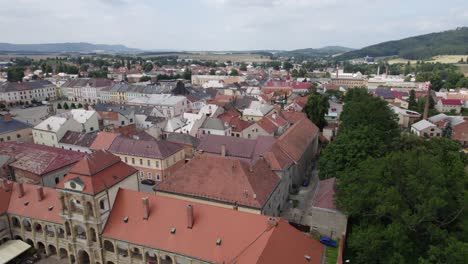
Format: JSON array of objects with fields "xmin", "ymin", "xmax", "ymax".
[
  {"xmin": 0, "ymin": 42, "xmax": 141, "ymax": 54},
  {"xmin": 337, "ymin": 27, "xmax": 468, "ymax": 60}
]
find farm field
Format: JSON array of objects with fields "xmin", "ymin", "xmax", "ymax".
[
  {"xmin": 388, "ymin": 55, "xmax": 468, "ymax": 65},
  {"xmin": 141, "ymin": 52, "xmax": 272, "ymax": 62}
]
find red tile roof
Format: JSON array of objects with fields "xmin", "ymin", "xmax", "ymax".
[
  {"xmin": 276, "ymin": 118, "xmax": 319, "ymax": 162},
  {"xmin": 441, "ymin": 99, "xmax": 462, "ymax": 106},
  {"xmin": 197, "ymin": 135, "xmax": 276, "ymax": 163},
  {"xmin": 0, "ymin": 142, "xmax": 85, "ymax": 175},
  {"xmin": 312, "ymin": 177, "xmax": 337, "ymax": 210},
  {"xmin": 89, "ymin": 132, "xmax": 119, "ymax": 151},
  {"xmin": 6, "ymin": 182, "xmax": 63, "ymax": 223},
  {"xmin": 156, "ymin": 153, "xmax": 280, "ymax": 209},
  {"xmin": 56, "ymin": 151, "xmax": 137, "ymax": 195},
  {"xmin": 108, "ymin": 136, "xmax": 183, "ymax": 159},
  {"xmin": 68, "ymin": 150, "xmax": 121, "ymax": 176},
  {"xmin": 279, "ymin": 111, "xmax": 308, "ymax": 124},
  {"xmin": 452, "ymin": 119, "xmax": 468, "ymax": 143},
  {"xmin": 102, "ymin": 189, "xmax": 324, "ymax": 264}
]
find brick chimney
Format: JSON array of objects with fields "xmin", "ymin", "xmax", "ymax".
[
  {"xmin": 423, "ymin": 83, "xmax": 432, "ymax": 120},
  {"xmin": 142, "ymin": 197, "xmax": 149, "ymax": 220},
  {"xmin": 266, "ymin": 217, "xmax": 278, "ymax": 230},
  {"xmin": 3, "ymin": 113, "xmax": 12, "ymax": 122},
  {"xmin": 36, "ymin": 187, "xmax": 44, "ymax": 201},
  {"xmin": 221, "ymin": 144, "xmax": 226, "ymax": 157},
  {"xmin": 18, "ymin": 183, "xmax": 25, "ymax": 198},
  {"xmin": 187, "ymin": 204, "xmax": 194, "ymax": 229}
]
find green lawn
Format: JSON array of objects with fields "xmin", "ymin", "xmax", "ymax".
[{"xmin": 325, "ymin": 242, "xmax": 340, "ymax": 264}]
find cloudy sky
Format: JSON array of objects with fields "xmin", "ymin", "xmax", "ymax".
[{"xmin": 1, "ymin": 0, "xmax": 467, "ymax": 51}]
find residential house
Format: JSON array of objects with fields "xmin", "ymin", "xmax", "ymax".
[
  {"xmin": 198, "ymin": 117, "xmax": 231, "ymax": 137},
  {"xmin": 435, "ymin": 99, "xmax": 463, "ymax": 114},
  {"xmin": 191, "ymin": 75, "xmax": 245, "ymax": 86},
  {"xmin": 127, "ymin": 94, "xmax": 189, "ymax": 118},
  {"xmin": 389, "ymin": 105, "xmax": 421, "ymax": 128},
  {"xmin": 411, "ymin": 119, "xmax": 442, "ymax": 138},
  {"xmin": 58, "ymin": 131, "xmax": 98, "ymax": 153},
  {"xmin": 62, "ymin": 78, "xmax": 113, "ymax": 103},
  {"xmin": 0, "ymin": 80, "xmax": 57, "ymax": 105},
  {"xmin": 242, "ymin": 101, "xmax": 275, "ymax": 121},
  {"xmin": 94, "ymin": 104, "xmax": 135, "ymax": 130},
  {"xmin": 0, "ymin": 113, "xmax": 32, "ymax": 143},
  {"xmin": 108, "ymin": 136, "xmax": 185, "ymax": 182},
  {"xmin": 33, "ymin": 109, "xmax": 99, "ymax": 147},
  {"xmin": 0, "ymin": 142, "xmax": 84, "ymax": 186}
]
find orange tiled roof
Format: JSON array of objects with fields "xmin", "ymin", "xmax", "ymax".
[
  {"xmin": 156, "ymin": 153, "xmax": 280, "ymax": 209},
  {"xmin": 56, "ymin": 151, "xmax": 137, "ymax": 195},
  {"xmin": 5, "ymin": 182, "xmax": 63, "ymax": 223},
  {"xmin": 102, "ymin": 189, "xmax": 324, "ymax": 264},
  {"xmin": 89, "ymin": 132, "xmax": 119, "ymax": 151}
]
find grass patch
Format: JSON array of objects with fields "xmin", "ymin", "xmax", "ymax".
[
  {"xmin": 325, "ymin": 242, "xmax": 340, "ymax": 264},
  {"xmin": 456, "ymin": 64, "xmax": 468, "ymax": 77}
]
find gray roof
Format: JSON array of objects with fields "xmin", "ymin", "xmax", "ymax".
[
  {"xmin": 106, "ymin": 82, "xmax": 173, "ymax": 94},
  {"xmin": 0, "ymin": 116, "xmax": 31, "ymax": 134},
  {"xmin": 166, "ymin": 133, "xmax": 200, "ymax": 147},
  {"xmin": 94, "ymin": 104, "xmax": 135, "ymax": 116},
  {"xmin": 200, "ymin": 117, "xmax": 228, "ymax": 130},
  {"xmin": 0, "ymin": 80, "xmax": 55, "ymax": 92}
]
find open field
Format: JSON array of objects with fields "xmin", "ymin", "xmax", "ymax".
[
  {"xmin": 141, "ymin": 52, "xmax": 272, "ymax": 62},
  {"xmin": 388, "ymin": 55, "xmax": 468, "ymax": 65},
  {"xmin": 456, "ymin": 64, "xmax": 468, "ymax": 76}
]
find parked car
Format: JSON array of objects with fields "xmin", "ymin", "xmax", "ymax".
[
  {"xmin": 320, "ymin": 236, "xmax": 337, "ymax": 247},
  {"xmin": 141, "ymin": 179, "xmax": 156, "ymax": 186},
  {"xmin": 302, "ymin": 179, "xmax": 310, "ymax": 187}
]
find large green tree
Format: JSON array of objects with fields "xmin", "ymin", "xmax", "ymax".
[
  {"xmin": 303, "ymin": 93, "xmax": 329, "ymax": 130},
  {"xmin": 338, "ymin": 138, "xmax": 467, "ymax": 264},
  {"xmin": 6, "ymin": 66, "xmax": 25, "ymax": 82}
]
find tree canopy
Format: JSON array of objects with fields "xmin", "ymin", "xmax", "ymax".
[
  {"xmin": 303, "ymin": 93, "xmax": 329, "ymax": 130},
  {"xmin": 6, "ymin": 66, "xmax": 25, "ymax": 82},
  {"xmin": 319, "ymin": 87, "xmax": 468, "ymax": 263}
]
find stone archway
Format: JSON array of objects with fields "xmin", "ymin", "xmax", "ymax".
[
  {"xmin": 48, "ymin": 244, "xmax": 57, "ymax": 256},
  {"xmin": 36, "ymin": 241, "xmax": 46, "ymax": 254},
  {"xmin": 25, "ymin": 239, "xmax": 34, "ymax": 246},
  {"xmin": 13, "ymin": 235, "xmax": 23, "ymax": 240},
  {"xmin": 78, "ymin": 250, "xmax": 90, "ymax": 264},
  {"xmin": 59, "ymin": 248, "xmax": 68, "ymax": 259}
]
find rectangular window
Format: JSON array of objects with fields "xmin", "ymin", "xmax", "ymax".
[
  {"xmin": 132, "ymin": 158, "xmax": 135, "ymax": 164},
  {"xmin": 139, "ymin": 171, "xmax": 144, "ymax": 180},
  {"xmin": 147, "ymin": 160, "xmax": 151, "ymax": 166},
  {"xmin": 140, "ymin": 159, "xmax": 143, "ymax": 165},
  {"xmin": 147, "ymin": 172, "xmax": 152, "ymax": 179},
  {"xmin": 155, "ymin": 160, "xmax": 159, "ymax": 168},
  {"xmin": 124, "ymin": 157, "xmax": 128, "ymax": 163}
]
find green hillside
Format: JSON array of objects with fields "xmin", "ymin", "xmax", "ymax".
[
  {"xmin": 278, "ymin": 46, "xmax": 355, "ymax": 59},
  {"xmin": 338, "ymin": 27, "xmax": 468, "ymax": 60}
]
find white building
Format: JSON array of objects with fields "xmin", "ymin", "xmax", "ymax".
[
  {"xmin": 0, "ymin": 80, "xmax": 57, "ymax": 105},
  {"xmin": 127, "ymin": 94, "xmax": 189, "ymax": 118},
  {"xmin": 33, "ymin": 109, "xmax": 99, "ymax": 147}
]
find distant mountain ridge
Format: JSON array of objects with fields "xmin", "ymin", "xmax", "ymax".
[
  {"xmin": 338, "ymin": 27, "xmax": 468, "ymax": 60},
  {"xmin": 0, "ymin": 42, "xmax": 141, "ymax": 53}
]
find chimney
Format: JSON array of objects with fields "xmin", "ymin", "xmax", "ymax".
[
  {"xmin": 47, "ymin": 124, "xmax": 52, "ymax": 130},
  {"xmin": 142, "ymin": 197, "xmax": 150, "ymax": 220},
  {"xmin": 3, "ymin": 113, "xmax": 12, "ymax": 122},
  {"xmin": 221, "ymin": 144, "xmax": 226, "ymax": 157},
  {"xmin": 187, "ymin": 204, "xmax": 194, "ymax": 229},
  {"xmin": 18, "ymin": 183, "xmax": 25, "ymax": 198},
  {"xmin": 266, "ymin": 217, "xmax": 278, "ymax": 230},
  {"xmin": 36, "ymin": 186, "xmax": 44, "ymax": 201},
  {"xmin": 423, "ymin": 83, "xmax": 432, "ymax": 120}
]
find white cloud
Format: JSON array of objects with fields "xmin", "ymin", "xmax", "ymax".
[{"xmin": 0, "ymin": 0, "xmax": 466, "ymax": 50}]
